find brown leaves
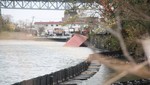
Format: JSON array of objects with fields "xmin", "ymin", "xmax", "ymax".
[
  {"xmin": 87, "ymin": 53, "xmax": 150, "ymax": 84},
  {"xmin": 99, "ymin": 0, "xmax": 150, "ymax": 21}
]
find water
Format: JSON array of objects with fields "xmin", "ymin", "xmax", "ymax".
[
  {"xmin": 79, "ymin": 64, "xmax": 115, "ymax": 85},
  {"xmin": 0, "ymin": 40, "xmax": 93, "ymax": 85}
]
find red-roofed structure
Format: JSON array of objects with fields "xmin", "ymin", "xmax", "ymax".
[
  {"xmin": 34, "ymin": 16, "xmax": 99, "ymax": 37},
  {"xmin": 64, "ymin": 34, "xmax": 88, "ymax": 47},
  {"xmin": 34, "ymin": 21, "xmax": 63, "ymax": 25}
]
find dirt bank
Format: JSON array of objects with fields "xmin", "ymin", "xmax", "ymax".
[{"xmin": 0, "ymin": 32, "xmax": 34, "ymax": 40}]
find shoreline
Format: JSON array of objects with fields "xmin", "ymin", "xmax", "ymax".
[
  {"xmin": 0, "ymin": 32, "xmax": 34, "ymax": 40},
  {"xmin": 0, "ymin": 32, "xmax": 68, "ymax": 42}
]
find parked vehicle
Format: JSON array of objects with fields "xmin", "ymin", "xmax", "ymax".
[{"xmin": 53, "ymin": 28, "xmax": 65, "ymax": 36}]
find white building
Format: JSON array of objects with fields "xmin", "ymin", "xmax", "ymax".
[
  {"xmin": 33, "ymin": 16, "xmax": 100, "ymax": 36},
  {"xmin": 34, "ymin": 21, "xmax": 88, "ymax": 36}
]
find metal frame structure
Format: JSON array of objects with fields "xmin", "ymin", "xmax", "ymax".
[{"xmin": 0, "ymin": 0, "xmax": 99, "ymax": 10}]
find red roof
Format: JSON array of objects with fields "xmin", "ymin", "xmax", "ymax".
[
  {"xmin": 64, "ymin": 34, "xmax": 88, "ymax": 47},
  {"xmin": 34, "ymin": 21, "xmax": 62, "ymax": 25},
  {"xmin": 34, "ymin": 17, "xmax": 99, "ymax": 25}
]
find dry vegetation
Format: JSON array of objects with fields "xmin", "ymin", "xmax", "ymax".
[
  {"xmin": 0, "ymin": 0, "xmax": 149, "ymax": 84},
  {"xmin": 0, "ymin": 32, "xmax": 34, "ymax": 40},
  {"xmin": 79, "ymin": 0, "xmax": 150, "ymax": 84},
  {"xmin": 90, "ymin": 0, "xmax": 150, "ymax": 84}
]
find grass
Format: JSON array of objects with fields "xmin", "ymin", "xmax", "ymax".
[{"xmin": 0, "ymin": 31, "xmax": 34, "ymax": 40}]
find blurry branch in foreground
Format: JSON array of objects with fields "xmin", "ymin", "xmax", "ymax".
[
  {"xmin": 85, "ymin": 0, "xmax": 150, "ymax": 85},
  {"xmin": 65, "ymin": 0, "xmax": 150, "ymax": 84},
  {"xmin": 106, "ymin": 13, "xmax": 136, "ymax": 64},
  {"xmin": 87, "ymin": 54, "xmax": 149, "ymax": 85},
  {"xmin": 102, "ymin": 13, "xmax": 149, "ymax": 84},
  {"xmin": 142, "ymin": 39, "xmax": 150, "ymax": 65}
]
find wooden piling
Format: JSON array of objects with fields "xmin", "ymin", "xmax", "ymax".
[{"xmin": 12, "ymin": 61, "xmax": 91, "ymax": 85}]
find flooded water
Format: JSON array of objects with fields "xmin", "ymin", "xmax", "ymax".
[
  {"xmin": 79, "ymin": 64, "xmax": 115, "ymax": 85},
  {"xmin": 0, "ymin": 40, "xmax": 93, "ymax": 85}
]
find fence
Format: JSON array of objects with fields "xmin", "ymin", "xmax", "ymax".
[{"xmin": 12, "ymin": 61, "xmax": 90, "ymax": 85}]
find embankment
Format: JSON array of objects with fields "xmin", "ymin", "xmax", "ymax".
[{"xmin": 0, "ymin": 32, "xmax": 34, "ymax": 40}]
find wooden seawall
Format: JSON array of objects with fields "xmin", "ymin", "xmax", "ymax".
[
  {"xmin": 12, "ymin": 61, "xmax": 101, "ymax": 85},
  {"xmin": 12, "ymin": 51, "xmax": 150, "ymax": 85}
]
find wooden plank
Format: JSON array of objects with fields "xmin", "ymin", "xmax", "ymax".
[
  {"xmin": 90, "ymin": 64, "xmax": 101, "ymax": 66},
  {"xmin": 24, "ymin": 79, "xmax": 33, "ymax": 85},
  {"xmin": 41, "ymin": 75, "xmax": 47, "ymax": 85},
  {"xmin": 87, "ymin": 68, "xmax": 99, "ymax": 72},
  {"xmin": 20, "ymin": 81, "xmax": 26, "ymax": 85},
  {"xmin": 81, "ymin": 70, "xmax": 96, "ymax": 75},
  {"xmin": 88, "ymin": 66, "xmax": 100, "ymax": 69},
  {"xmin": 33, "ymin": 77, "xmax": 41, "ymax": 85},
  {"xmin": 73, "ymin": 74, "xmax": 92, "ymax": 80},
  {"xmin": 61, "ymin": 80, "xmax": 82, "ymax": 85},
  {"xmin": 46, "ymin": 74, "xmax": 53, "ymax": 85}
]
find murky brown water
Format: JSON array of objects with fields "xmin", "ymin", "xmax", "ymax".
[{"xmin": 0, "ymin": 40, "xmax": 93, "ymax": 85}]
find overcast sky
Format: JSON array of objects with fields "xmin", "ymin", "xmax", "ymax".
[{"xmin": 2, "ymin": 9, "xmax": 65, "ymax": 23}]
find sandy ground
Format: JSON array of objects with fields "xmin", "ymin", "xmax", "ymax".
[{"xmin": 0, "ymin": 32, "xmax": 34, "ymax": 40}]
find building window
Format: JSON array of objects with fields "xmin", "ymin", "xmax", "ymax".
[
  {"xmin": 51, "ymin": 24, "xmax": 53, "ymax": 26},
  {"xmin": 46, "ymin": 24, "xmax": 48, "ymax": 26},
  {"xmin": 56, "ymin": 24, "xmax": 58, "ymax": 26}
]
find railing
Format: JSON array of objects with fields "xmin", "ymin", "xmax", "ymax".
[
  {"xmin": 0, "ymin": 0, "xmax": 100, "ymax": 10},
  {"xmin": 12, "ymin": 61, "xmax": 90, "ymax": 85}
]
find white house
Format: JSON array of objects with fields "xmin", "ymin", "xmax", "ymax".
[
  {"xmin": 34, "ymin": 21, "xmax": 88, "ymax": 36},
  {"xmin": 34, "ymin": 21, "xmax": 62, "ymax": 34},
  {"xmin": 34, "ymin": 16, "xmax": 100, "ymax": 36}
]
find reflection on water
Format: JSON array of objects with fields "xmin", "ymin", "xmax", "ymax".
[{"xmin": 0, "ymin": 40, "xmax": 93, "ymax": 85}]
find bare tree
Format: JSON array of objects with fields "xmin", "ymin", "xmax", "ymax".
[{"xmin": 68, "ymin": 0, "xmax": 150, "ymax": 84}]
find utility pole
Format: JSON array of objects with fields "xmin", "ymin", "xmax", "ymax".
[
  {"xmin": 0, "ymin": 0, "xmax": 1, "ymax": 16},
  {"xmin": 31, "ymin": 16, "xmax": 35, "ymax": 28},
  {"xmin": 0, "ymin": 0, "xmax": 2, "ymax": 31}
]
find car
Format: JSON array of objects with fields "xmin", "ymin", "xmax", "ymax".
[{"xmin": 53, "ymin": 28, "xmax": 65, "ymax": 36}]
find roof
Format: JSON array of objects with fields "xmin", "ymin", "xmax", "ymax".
[
  {"xmin": 34, "ymin": 21, "xmax": 62, "ymax": 25},
  {"xmin": 34, "ymin": 17, "xmax": 99, "ymax": 25}
]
